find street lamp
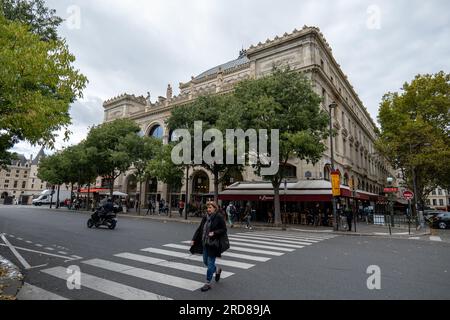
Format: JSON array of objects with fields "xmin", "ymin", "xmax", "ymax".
[
  {"xmin": 329, "ymin": 101, "xmax": 338, "ymax": 231},
  {"xmin": 387, "ymin": 176, "xmax": 395, "ymax": 228},
  {"xmin": 184, "ymin": 162, "xmax": 191, "ymax": 220}
]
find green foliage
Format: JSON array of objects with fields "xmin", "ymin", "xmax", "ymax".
[
  {"xmin": 377, "ymin": 71, "xmax": 450, "ymax": 204},
  {"xmin": 167, "ymin": 94, "xmax": 244, "ymax": 202},
  {"xmin": 234, "ymin": 67, "xmax": 329, "ymax": 179},
  {"xmin": 1, "ymin": 0, "xmax": 63, "ymax": 41},
  {"xmin": 84, "ymin": 119, "xmax": 141, "ymax": 195},
  {"xmin": 146, "ymin": 143, "xmax": 184, "ymax": 191},
  {"xmin": 0, "ymin": 14, "xmax": 87, "ymax": 164}
]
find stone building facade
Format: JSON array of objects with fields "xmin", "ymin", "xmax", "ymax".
[
  {"xmin": 0, "ymin": 148, "xmax": 49, "ymax": 205},
  {"xmin": 103, "ymin": 26, "xmax": 394, "ymax": 210}
]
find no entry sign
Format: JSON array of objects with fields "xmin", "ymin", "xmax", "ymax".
[{"xmin": 403, "ymin": 190, "xmax": 414, "ymax": 200}]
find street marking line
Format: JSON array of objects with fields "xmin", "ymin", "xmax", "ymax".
[
  {"xmin": 17, "ymin": 237, "xmax": 23, "ymax": 241},
  {"xmin": 141, "ymin": 248, "xmax": 255, "ymax": 269},
  {"xmin": 227, "ymin": 241, "xmax": 295, "ymax": 252},
  {"xmin": 409, "ymin": 237, "xmax": 420, "ymax": 240},
  {"xmin": 71, "ymin": 255, "xmax": 83, "ymax": 260},
  {"xmin": 58, "ymin": 251, "xmax": 68, "ymax": 255},
  {"xmin": 41, "ymin": 267, "xmax": 171, "ymax": 300},
  {"xmin": 45, "ymin": 247, "xmax": 55, "ymax": 251},
  {"xmin": 237, "ymin": 233, "xmax": 320, "ymax": 243},
  {"xmin": 0, "ymin": 243, "xmax": 77, "ymax": 260},
  {"xmin": 35, "ymin": 244, "xmax": 43, "ymax": 247},
  {"xmin": 115, "ymin": 252, "xmax": 234, "ymax": 278},
  {"xmin": 0, "ymin": 233, "xmax": 31, "ymax": 269},
  {"xmin": 17, "ymin": 283, "xmax": 69, "ymax": 300},
  {"xmin": 164, "ymin": 244, "xmax": 271, "ymax": 262},
  {"xmin": 430, "ymin": 236, "xmax": 442, "ymax": 242},
  {"xmin": 26, "ymin": 241, "xmax": 33, "ymax": 244},
  {"xmin": 83, "ymin": 259, "xmax": 204, "ymax": 291},
  {"xmin": 181, "ymin": 241, "xmax": 284, "ymax": 256},
  {"xmin": 230, "ymin": 234, "xmax": 313, "ymax": 246},
  {"xmin": 244, "ymin": 232, "xmax": 330, "ymax": 241},
  {"xmin": 228, "ymin": 236, "xmax": 306, "ymax": 248}
]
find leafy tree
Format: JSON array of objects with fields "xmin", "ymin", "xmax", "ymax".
[
  {"xmin": 119, "ymin": 135, "xmax": 160, "ymax": 215},
  {"xmin": 377, "ymin": 71, "xmax": 450, "ymax": 211},
  {"xmin": 167, "ymin": 95, "xmax": 243, "ymax": 203},
  {"xmin": 0, "ymin": 14, "xmax": 87, "ymax": 164},
  {"xmin": 233, "ymin": 67, "xmax": 330, "ymax": 224},
  {"xmin": 146, "ymin": 143, "xmax": 184, "ymax": 216},
  {"xmin": 85, "ymin": 119, "xmax": 141, "ymax": 198},
  {"xmin": 1, "ymin": 0, "xmax": 63, "ymax": 41}
]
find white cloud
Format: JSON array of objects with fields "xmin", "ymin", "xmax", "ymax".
[{"xmin": 13, "ymin": 0, "xmax": 450, "ymax": 156}]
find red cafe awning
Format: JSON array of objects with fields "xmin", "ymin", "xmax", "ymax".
[
  {"xmin": 219, "ymin": 180, "xmax": 354, "ymax": 202},
  {"xmin": 78, "ymin": 188, "xmax": 109, "ymax": 193}
]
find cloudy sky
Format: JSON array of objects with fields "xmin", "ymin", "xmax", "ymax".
[{"xmin": 12, "ymin": 0, "xmax": 450, "ymax": 158}]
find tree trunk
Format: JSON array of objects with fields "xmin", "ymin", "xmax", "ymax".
[
  {"xmin": 167, "ymin": 184, "xmax": 172, "ymax": 218},
  {"xmin": 87, "ymin": 183, "xmax": 91, "ymax": 211},
  {"xmin": 273, "ymin": 184, "xmax": 281, "ymax": 225},
  {"xmin": 213, "ymin": 167, "xmax": 219, "ymax": 205},
  {"xmin": 138, "ymin": 181, "xmax": 143, "ymax": 216},
  {"xmin": 56, "ymin": 185, "xmax": 60, "ymax": 209},
  {"xmin": 110, "ymin": 172, "xmax": 114, "ymax": 198},
  {"xmin": 70, "ymin": 183, "xmax": 74, "ymax": 209}
]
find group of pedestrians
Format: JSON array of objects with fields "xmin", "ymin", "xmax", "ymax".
[{"xmin": 225, "ymin": 202, "xmax": 254, "ymax": 229}]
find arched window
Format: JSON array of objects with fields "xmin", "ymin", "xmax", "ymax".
[
  {"xmin": 323, "ymin": 166, "xmax": 331, "ymax": 181},
  {"xmin": 149, "ymin": 125, "xmax": 163, "ymax": 139},
  {"xmin": 192, "ymin": 171, "xmax": 210, "ymax": 194},
  {"xmin": 168, "ymin": 129, "xmax": 179, "ymax": 143},
  {"xmin": 281, "ymin": 164, "xmax": 297, "ymax": 179},
  {"xmin": 343, "ymin": 173, "xmax": 349, "ymax": 186}
]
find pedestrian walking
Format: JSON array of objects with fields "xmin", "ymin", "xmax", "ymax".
[
  {"xmin": 226, "ymin": 202, "xmax": 236, "ymax": 228},
  {"xmin": 190, "ymin": 201, "xmax": 230, "ymax": 292},
  {"xmin": 179, "ymin": 200, "xmax": 185, "ymax": 217},
  {"xmin": 345, "ymin": 206, "xmax": 353, "ymax": 231}
]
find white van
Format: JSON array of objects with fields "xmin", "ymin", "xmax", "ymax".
[{"xmin": 32, "ymin": 189, "xmax": 71, "ymax": 206}]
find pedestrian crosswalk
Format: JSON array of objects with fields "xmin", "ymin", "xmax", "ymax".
[{"xmin": 21, "ymin": 231, "xmax": 337, "ymax": 300}]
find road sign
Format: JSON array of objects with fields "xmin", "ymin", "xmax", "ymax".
[
  {"xmin": 403, "ymin": 190, "xmax": 414, "ymax": 200},
  {"xmin": 331, "ymin": 170, "xmax": 341, "ymax": 196}
]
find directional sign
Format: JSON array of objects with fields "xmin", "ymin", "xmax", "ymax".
[
  {"xmin": 331, "ymin": 170, "xmax": 341, "ymax": 196},
  {"xmin": 403, "ymin": 190, "xmax": 414, "ymax": 200}
]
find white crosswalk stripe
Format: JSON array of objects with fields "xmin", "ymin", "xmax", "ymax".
[
  {"xmin": 114, "ymin": 252, "xmax": 234, "ymax": 278},
  {"xmin": 163, "ymin": 244, "xmax": 272, "ymax": 262},
  {"xmin": 141, "ymin": 247, "xmax": 255, "ymax": 269},
  {"xmin": 228, "ymin": 241, "xmax": 295, "ymax": 252},
  {"xmin": 82, "ymin": 259, "xmax": 204, "ymax": 291},
  {"xmin": 181, "ymin": 241, "xmax": 285, "ymax": 256},
  {"xmin": 41, "ymin": 267, "xmax": 171, "ymax": 300},
  {"xmin": 238, "ymin": 233, "xmax": 322, "ymax": 242},
  {"xmin": 230, "ymin": 234, "xmax": 314, "ymax": 246},
  {"xmin": 30, "ymin": 231, "xmax": 336, "ymax": 300},
  {"xmin": 228, "ymin": 236, "xmax": 305, "ymax": 249}
]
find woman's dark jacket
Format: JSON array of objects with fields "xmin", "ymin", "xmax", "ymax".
[{"xmin": 190, "ymin": 212, "xmax": 229, "ymax": 258}]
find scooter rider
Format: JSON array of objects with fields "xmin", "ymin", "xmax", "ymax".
[{"xmin": 99, "ymin": 198, "xmax": 114, "ymax": 219}]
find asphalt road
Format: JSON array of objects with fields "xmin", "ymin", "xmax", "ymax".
[{"xmin": 1, "ymin": 205, "xmax": 449, "ymax": 300}]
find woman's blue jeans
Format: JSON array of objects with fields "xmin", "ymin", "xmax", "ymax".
[{"xmin": 202, "ymin": 247, "xmax": 217, "ymax": 283}]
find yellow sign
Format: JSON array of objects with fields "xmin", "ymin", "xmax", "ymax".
[{"xmin": 331, "ymin": 173, "xmax": 341, "ymax": 196}]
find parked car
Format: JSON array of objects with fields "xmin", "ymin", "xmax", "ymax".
[
  {"xmin": 424, "ymin": 210, "xmax": 445, "ymax": 223},
  {"xmin": 431, "ymin": 212, "xmax": 450, "ymax": 229}
]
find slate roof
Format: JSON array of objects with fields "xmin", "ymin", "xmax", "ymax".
[{"xmin": 194, "ymin": 50, "xmax": 249, "ymax": 81}]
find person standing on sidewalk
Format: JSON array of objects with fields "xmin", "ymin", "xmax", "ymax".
[
  {"xmin": 178, "ymin": 200, "xmax": 185, "ymax": 217},
  {"xmin": 190, "ymin": 201, "xmax": 230, "ymax": 292},
  {"xmin": 345, "ymin": 206, "xmax": 353, "ymax": 231},
  {"xmin": 226, "ymin": 202, "xmax": 236, "ymax": 228}
]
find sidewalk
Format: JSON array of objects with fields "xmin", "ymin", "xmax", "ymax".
[
  {"xmin": 116, "ymin": 211, "xmax": 431, "ymax": 237},
  {"xmin": 0, "ymin": 255, "xmax": 23, "ymax": 300}
]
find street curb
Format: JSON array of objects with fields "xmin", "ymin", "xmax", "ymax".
[
  {"xmin": 0, "ymin": 255, "xmax": 24, "ymax": 300},
  {"xmin": 25, "ymin": 207, "xmax": 434, "ymax": 238},
  {"xmin": 116, "ymin": 214, "xmax": 432, "ymax": 238}
]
